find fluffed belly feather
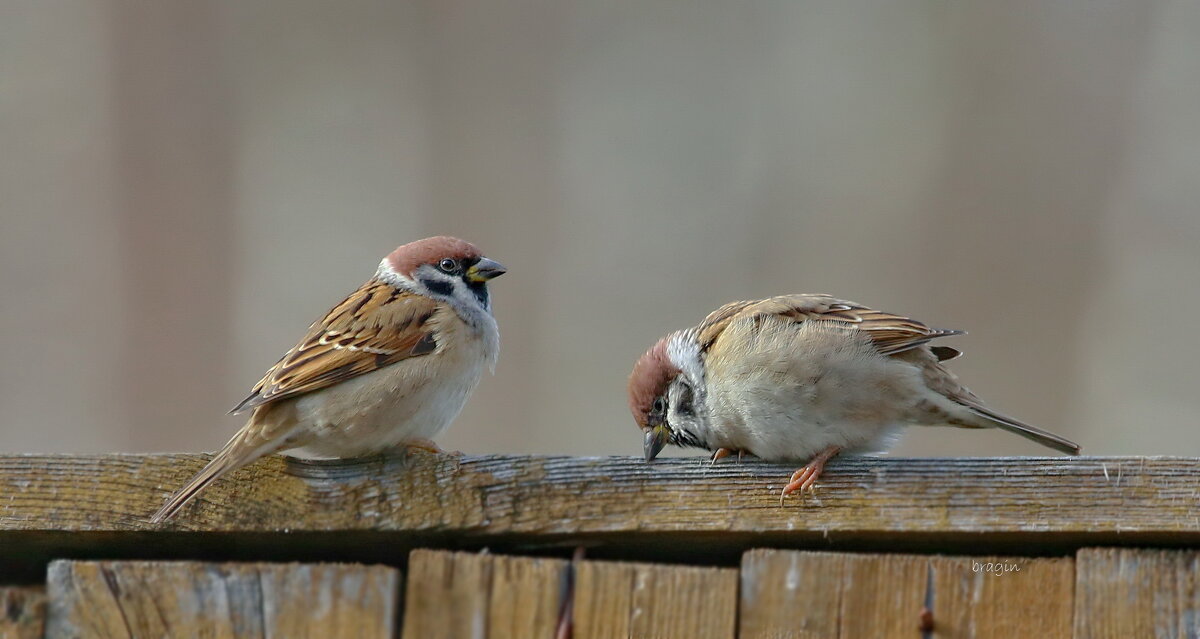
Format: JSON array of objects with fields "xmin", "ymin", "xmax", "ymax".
[
  {"xmin": 283, "ymin": 344, "xmax": 488, "ymax": 459},
  {"xmin": 704, "ymin": 322, "xmax": 928, "ymax": 461}
]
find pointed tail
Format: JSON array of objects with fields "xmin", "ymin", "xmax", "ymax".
[
  {"xmin": 150, "ymin": 452, "xmax": 242, "ymax": 523},
  {"xmin": 150, "ymin": 428, "xmax": 276, "ymax": 523},
  {"xmin": 965, "ymin": 403, "xmax": 1081, "ymax": 455}
]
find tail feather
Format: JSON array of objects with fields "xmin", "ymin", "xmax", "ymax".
[
  {"xmin": 964, "ymin": 403, "xmax": 1081, "ymax": 455},
  {"xmin": 149, "ymin": 430, "xmax": 281, "ymax": 523},
  {"xmin": 149, "ymin": 448, "xmax": 252, "ymax": 523}
]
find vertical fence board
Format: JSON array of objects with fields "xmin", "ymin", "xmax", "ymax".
[
  {"xmin": 488, "ymin": 553, "xmax": 568, "ymax": 638},
  {"xmin": 1075, "ymin": 547, "xmax": 1200, "ymax": 638},
  {"xmin": 401, "ymin": 550, "xmax": 490, "ymax": 639},
  {"xmin": 43, "ymin": 560, "xmax": 399, "ymax": 639},
  {"xmin": 739, "ymin": 549, "xmax": 924, "ymax": 638},
  {"xmin": 401, "ymin": 549, "xmax": 567, "ymax": 639},
  {"xmin": 573, "ymin": 560, "xmax": 737, "ymax": 639},
  {"xmin": 0, "ymin": 587, "xmax": 46, "ymax": 639},
  {"xmin": 739, "ymin": 549, "xmax": 1073, "ymax": 639},
  {"xmin": 572, "ymin": 561, "xmax": 634, "ymax": 639},
  {"xmin": 930, "ymin": 555, "xmax": 1073, "ymax": 638},
  {"xmin": 739, "ymin": 550, "xmax": 847, "ymax": 638}
]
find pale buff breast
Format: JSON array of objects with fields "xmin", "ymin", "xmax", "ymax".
[
  {"xmin": 282, "ymin": 306, "xmax": 498, "ymax": 459},
  {"xmin": 703, "ymin": 316, "xmax": 926, "ymax": 460}
]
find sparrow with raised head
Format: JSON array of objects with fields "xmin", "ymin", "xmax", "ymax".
[
  {"xmin": 151, "ymin": 236, "xmax": 505, "ymax": 522},
  {"xmin": 628, "ymin": 294, "xmax": 1080, "ymax": 504}
]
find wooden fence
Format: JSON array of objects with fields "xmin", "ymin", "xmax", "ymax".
[{"xmin": 2, "ymin": 452, "xmax": 1199, "ymax": 637}]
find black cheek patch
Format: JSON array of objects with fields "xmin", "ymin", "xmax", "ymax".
[
  {"xmin": 677, "ymin": 385, "xmax": 695, "ymax": 416},
  {"xmin": 420, "ymin": 278, "xmax": 454, "ymax": 297},
  {"xmin": 469, "ymin": 282, "xmax": 489, "ymax": 308}
]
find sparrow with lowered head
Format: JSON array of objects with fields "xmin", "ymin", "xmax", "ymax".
[
  {"xmin": 151, "ymin": 236, "xmax": 505, "ymax": 522},
  {"xmin": 628, "ymin": 294, "xmax": 1080, "ymax": 504}
]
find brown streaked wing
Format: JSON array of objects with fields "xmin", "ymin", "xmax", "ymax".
[
  {"xmin": 699, "ymin": 294, "xmax": 963, "ymax": 356},
  {"xmin": 694, "ymin": 299, "xmax": 758, "ymax": 350},
  {"xmin": 230, "ymin": 280, "xmax": 440, "ymax": 414}
]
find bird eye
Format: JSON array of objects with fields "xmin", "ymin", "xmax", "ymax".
[
  {"xmin": 652, "ymin": 397, "xmax": 666, "ymax": 413},
  {"xmin": 438, "ymin": 258, "xmax": 458, "ymax": 272}
]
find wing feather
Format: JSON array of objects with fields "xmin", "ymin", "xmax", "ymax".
[
  {"xmin": 230, "ymin": 280, "xmax": 440, "ymax": 414},
  {"xmin": 696, "ymin": 294, "xmax": 963, "ymax": 357}
]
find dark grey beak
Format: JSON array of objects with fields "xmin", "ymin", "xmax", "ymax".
[
  {"xmin": 644, "ymin": 425, "xmax": 669, "ymax": 462},
  {"xmin": 466, "ymin": 257, "xmax": 506, "ymax": 282}
]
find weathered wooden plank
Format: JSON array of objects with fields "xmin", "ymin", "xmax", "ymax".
[
  {"xmin": 44, "ymin": 560, "xmax": 399, "ymax": 638},
  {"xmin": 488, "ymin": 552, "xmax": 568, "ymax": 638},
  {"xmin": 1074, "ymin": 547, "xmax": 1200, "ymax": 638},
  {"xmin": 572, "ymin": 561, "xmax": 634, "ymax": 638},
  {"xmin": 739, "ymin": 549, "xmax": 1073, "ymax": 638},
  {"xmin": 401, "ymin": 550, "xmax": 490, "ymax": 639},
  {"xmin": 0, "ymin": 587, "xmax": 46, "ymax": 639},
  {"xmin": 739, "ymin": 549, "xmax": 923, "ymax": 638},
  {"xmin": 573, "ymin": 560, "xmax": 737, "ymax": 639},
  {"xmin": 931, "ymin": 555, "xmax": 1073, "ymax": 638},
  {"xmin": 400, "ymin": 549, "xmax": 567, "ymax": 639},
  {"xmin": 1, "ymin": 454, "xmax": 1198, "ymax": 566}
]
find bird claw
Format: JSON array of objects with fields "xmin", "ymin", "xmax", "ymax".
[
  {"xmin": 709, "ymin": 448, "xmax": 747, "ymax": 466},
  {"xmin": 779, "ymin": 472, "xmax": 817, "ymax": 506},
  {"xmin": 778, "ymin": 446, "xmax": 841, "ymax": 506}
]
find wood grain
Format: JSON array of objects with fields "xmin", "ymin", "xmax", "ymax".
[
  {"xmin": 1074, "ymin": 547, "xmax": 1200, "ymax": 638},
  {"xmin": 43, "ymin": 560, "xmax": 399, "ymax": 638},
  {"xmin": 739, "ymin": 549, "xmax": 1074, "ymax": 638},
  {"xmin": 572, "ymin": 561, "xmax": 635, "ymax": 638},
  {"xmin": 1, "ymin": 454, "xmax": 1198, "ymax": 567},
  {"xmin": 400, "ymin": 549, "xmax": 568, "ymax": 639},
  {"xmin": 488, "ymin": 552, "xmax": 569, "ymax": 638},
  {"xmin": 573, "ymin": 560, "xmax": 738, "ymax": 639},
  {"xmin": 931, "ymin": 554, "xmax": 1073, "ymax": 638},
  {"xmin": 739, "ymin": 549, "xmax": 923, "ymax": 638},
  {"xmin": 401, "ymin": 550, "xmax": 491, "ymax": 639},
  {"xmin": 0, "ymin": 587, "xmax": 46, "ymax": 639}
]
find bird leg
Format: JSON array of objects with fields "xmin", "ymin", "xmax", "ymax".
[
  {"xmin": 709, "ymin": 448, "xmax": 747, "ymax": 465},
  {"xmin": 779, "ymin": 445, "xmax": 842, "ymax": 505},
  {"xmin": 710, "ymin": 448, "xmax": 733, "ymax": 465}
]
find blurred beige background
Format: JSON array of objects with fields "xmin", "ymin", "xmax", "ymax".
[{"xmin": 2, "ymin": 1, "xmax": 1197, "ymax": 458}]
